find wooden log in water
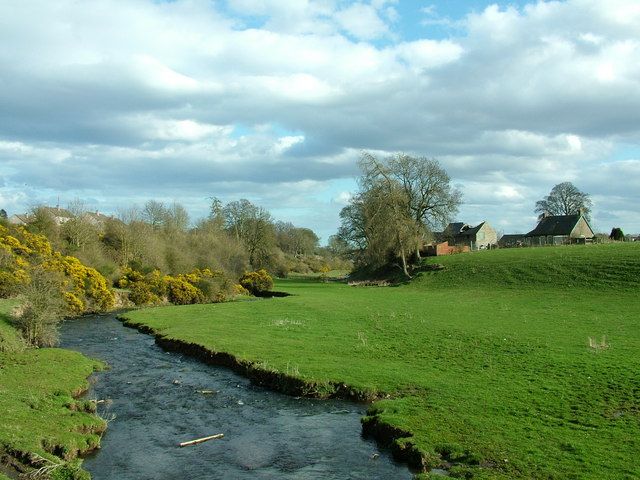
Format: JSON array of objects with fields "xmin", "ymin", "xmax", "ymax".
[{"xmin": 179, "ymin": 433, "xmax": 224, "ymax": 447}]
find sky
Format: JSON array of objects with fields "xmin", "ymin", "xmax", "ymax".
[{"xmin": 1, "ymin": 0, "xmax": 639, "ymax": 242}]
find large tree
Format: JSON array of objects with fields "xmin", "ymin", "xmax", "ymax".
[
  {"xmin": 223, "ymin": 199, "xmax": 275, "ymax": 268},
  {"xmin": 535, "ymin": 182, "xmax": 592, "ymax": 220},
  {"xmin": 275, "ymin": 221, "xmax": 319, "ymax": 256},
  {"xmin": 358, "ymin": 152, "xmax": 462, "ymax": 259},
  {"xmin": 339, "ymin": 153, "xmax": 461, "ymax": 276}
]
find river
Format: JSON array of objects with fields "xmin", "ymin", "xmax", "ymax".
[{"xmin": 59, "ymin": 314, "xmax": 412, "ymax": 479}]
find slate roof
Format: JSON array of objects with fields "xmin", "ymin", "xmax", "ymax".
[
  {"xmin": 456, "ymin": 222, "xmax": 485, "ymax": 238},
  {"xmin": 443, "ymin": 222, "xmax": 465, "ymax": 235},
  {"xmin": 498, "ymin": 234, "xmax": 525, "ymax": 245},
  {"xmin": 526, "ymin": 214, "xmax": 583, "ymax": 237}
]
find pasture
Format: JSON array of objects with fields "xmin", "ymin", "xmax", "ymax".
[{"xmin": 124, "ymin": 244, "xmax": 640, "ymax": 479}]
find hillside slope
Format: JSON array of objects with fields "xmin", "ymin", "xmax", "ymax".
[{"xmin": 416, "ymin": 243, "xmax": 640, "ymax": 290}]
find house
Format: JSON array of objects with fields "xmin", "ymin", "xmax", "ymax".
[
  {"xmin": 8, "ymin": 213, "xmax": 29, "ymax": 225},
  {"xmin": 8, "ymin": 207, "xmax": 111, "ymax": 229},
  {"xmin": 9, "ymin": 206, "xmax": 73, "ymax": 226},
  {"xmin": 440, "ymin": 221, "xmax": 498, "ymax": 250},
  {"xmin": 498, "ymin": 234, "xmax": 525, "ymax": 248},
  {"xmin": 525, "ymin": 213, "xmax": 594, "ymax": 246}
]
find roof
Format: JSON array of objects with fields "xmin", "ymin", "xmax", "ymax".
[
  {"xmin": 526, "ymin": 214, "xmax": 582, "ymax": 237},
  {"xmin": 444, "ymin": 222, "xmax": 465, "ymax": 235},
  {"xmin": 456, "ymin": 221, "xmax": 485, "ymax": 238},
  {"xmin": 498, "ymin": 234, "xmax": 525, "ymax": 245},
  {"xmin": 40, "ymin": 206, "xmax": 73, "ymax": 218},
  {"xmin": 499, "ymin": 234, "xmax": 524, "ymax": 240}
]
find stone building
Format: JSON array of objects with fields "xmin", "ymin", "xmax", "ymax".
[{"xmin": 525, "ymin": 213, "xmax": 594, "ymax": 246}]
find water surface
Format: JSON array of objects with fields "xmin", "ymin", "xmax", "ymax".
[{"xmin": 60, "ymin": 314, "xmax": 411, "ymax": 480}]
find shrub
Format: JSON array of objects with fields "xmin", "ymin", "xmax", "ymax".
[
  {"xmin": 610, "ymin": 227, "xmax": 625, "ymax": 241},
  {"xmin": 165, "ymin": 276, "xmax": 204, "ymax": 305},
  {"xmin": 128, "ymin": 282, "xmax": 160, "ymax": 306},
  {"xmin": 233, "ymin": 284, "xmax": 250, "ymax": 296},
  {"xmin": 12, "ymin": 268, "xmax": 66, "ymax": 347},
  {"xmin": 239, "ymin": 269, "xmax": 273, "ymax": 295}
]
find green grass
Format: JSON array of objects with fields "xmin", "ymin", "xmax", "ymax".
[
  {"xmin": 0, "ymin": 299, "xmax": 24, "ymax": 354},
  {"xmin": 0, "ymin": 299, "xmax": 106, "ymax": 479},
  {"xmin": 123, "ymin": 244, "xmax": 640, "ymax": 479}
]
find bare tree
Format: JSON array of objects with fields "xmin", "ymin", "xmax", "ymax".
[
  {"xmin": 164, "ymin": 202, "xmax": 190, "ymax": 233},
  {"xmin": 535, "ymin": 182, "xmax": 592, "ymax": 221},
  {"xmin": 275, "ymin": 222, "xmax": 319, "ymax": 256},
  {"xmin": 62, "ymin": 199, "xmax": 99, "ymax": 252},
  {"xmin": 142, "ymin": 200, "xmax": 167, "ymax": 229},
  {"xmin": 223, "ymin": 199, "xmax": 275, "ymax": 268}
]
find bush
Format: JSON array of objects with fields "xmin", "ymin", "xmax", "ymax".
[
  {"xmin": 239, "ymin": 269, "xmax": 273, "ymax": 295},
  {"xmin": 12, "ymin": 268, "xmax": 66, "ymax": 347},
  {"xmin": 128, "ymin": 282, "xmax": 161, "ymax": 306},
  {"xmin": 165, "ymin": 276, "xmax": 204, "ymax": 305}
]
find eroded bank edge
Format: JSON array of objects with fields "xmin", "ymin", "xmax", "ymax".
[{"xmin": 119, "ymin": 315, "xmax": 436, "ymax": 475}]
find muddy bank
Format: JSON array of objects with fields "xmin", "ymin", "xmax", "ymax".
[
  {"xmin": 121, "ymin": 315, "xmax": 434, "ymax": 475},
  {"xmin": 122, "ymin": 317, "xmax": 381, "ymax": 402},
  {"xmin": 361, "ymin": 415, "xmax": 431, "ymax": 472}
]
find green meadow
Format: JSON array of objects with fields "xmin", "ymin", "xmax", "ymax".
[
  {"xmin": 124, "ymin": 243, "xmax": 640, "ymax": 479},
  {"xmin": 0, "ymin": 300, "xmax": 105, "ymax": 480}
]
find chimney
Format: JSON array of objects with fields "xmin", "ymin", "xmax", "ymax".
[{"xmin": 538, "ymin": 211, "xmax": 549, "ymax": 222}]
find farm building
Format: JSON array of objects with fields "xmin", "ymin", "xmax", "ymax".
[
  {"xmin": 439, "ymin": 221, "xmax": 498, "ymax": 250},
  {"xmin": 498, "ymin": 234, "xmax": 525, "ymax": 248},
  {"xmin": 424, "ymin": 241, "xmax": 470, "ymax": 256},
  {"xmin": 525, "ymin": 213, "xmax": 594, "ymax": 246}
]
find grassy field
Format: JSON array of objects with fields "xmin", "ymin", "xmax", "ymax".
[
  {"xmin": 123, "ymin": 243, "xmax": 640, "ymax": 479},
  {"xmin": 0, "ymin": 300, "xmax": 106, "ymax": 480}
]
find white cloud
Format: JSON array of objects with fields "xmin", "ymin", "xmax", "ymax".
[
  {"xmin": 1, "ymin": 0, "xmax": 640, "ymax": 238},
  {"xmin": 333, "ymin": 191, "xmax": 353, "ymax": 205},
  {"xmin": 335, "ymin": 3, "xmax": 390, "ymax": 40},
  {"xmin": 393, "ymin": 39, "xmax": 463, "ymax": 71}
]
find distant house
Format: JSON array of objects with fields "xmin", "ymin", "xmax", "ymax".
[
  {"xmin": 9, "ymin": 206, "xmax": 72, "ymax": 226},
  {"xmin": 525, "ymin": 213, "xmax": 594, "ymax": 246},
  {"xmin": 8, "ymin": 214, "xmax": 29, "ymax": 225},
  {"xmin": 498, "ymin": 234, "xmax": 525, "ymax": 248},
  {"xmin": 8, "ymin": 207, "xmax": 111, "ymax": 229},
  {"xmin": 440, "ymin": 221, "xmax": 498, "ymax": 250}
]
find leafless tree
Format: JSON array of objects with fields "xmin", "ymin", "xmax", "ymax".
[{"xmin": 535, "ymin": 182, "xmax": 592, "ymax": 220}]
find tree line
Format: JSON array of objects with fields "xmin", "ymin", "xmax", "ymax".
[{"xmin": 11, "ymin": 197, "xmax": 348, "ymax": 286}]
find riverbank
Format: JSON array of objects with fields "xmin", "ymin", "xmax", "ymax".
[
  {"xmin": 121, "ymin": 244, "xmax": 640, "ymax": 479},
  {"xmin": 0, "ymin": 299, "xmax": 106, "ymax": 480}
]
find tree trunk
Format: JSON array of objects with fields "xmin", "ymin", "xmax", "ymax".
[{"xmin": 400, "ymin": 248, "xmax": 410, "ymax": 278}]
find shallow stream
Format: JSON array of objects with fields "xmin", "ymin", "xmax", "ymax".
[{"xmin": 59, "ymin": 314, "xmax": 411, "ymax": 479}]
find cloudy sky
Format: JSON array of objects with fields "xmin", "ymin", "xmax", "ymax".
[{"xmin": 1, "ymin": 0, "xmax": 639, "ymax": 241}]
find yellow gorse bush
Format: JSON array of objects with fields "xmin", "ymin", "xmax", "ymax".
[
  {"xmin": 0, "ymin": 224, "xmax": 114, "ymax": 313},
  {"xmin": 118, "ymin": 266, "xmax": 236, "ymax": 306}
]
